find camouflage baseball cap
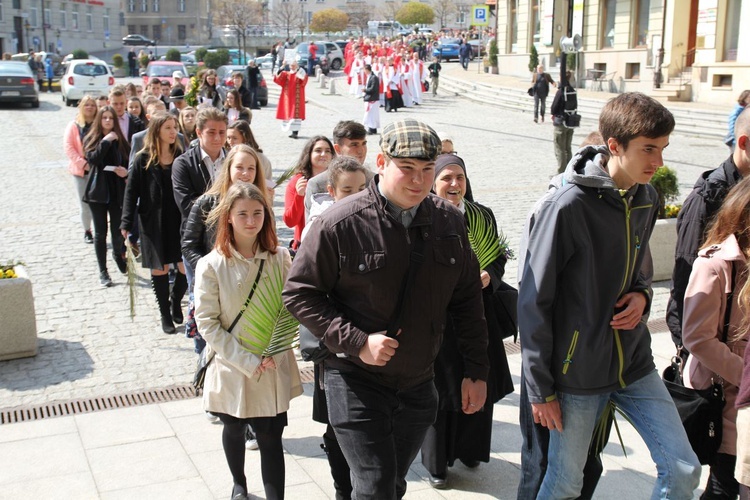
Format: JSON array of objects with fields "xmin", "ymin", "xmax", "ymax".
[{"xmin": 380, "ymin": 118, "xmax": 442, "ymax": 161}]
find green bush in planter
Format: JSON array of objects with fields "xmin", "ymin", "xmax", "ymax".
[
  {"xmin": 528, "ymin": 45, "xmax": 539, "ymax": 73},
  {"xmin": 650, "ymin": 166, "xmax": 679, "ymax": 219},
  {"xmin": 166, "ymin": 48, "xmax": 181, "ymax": 62},
  {"xmin": 72, "ymin": 49, "xmax": 89, "ymax": 59},
  {"xmin": 112, "ymin": 53, "xmax": 124, "ymax": 68},
  {"xmin": 195, "ymin": 47, "xmax": 208, "ymax": 63},
  {"xmin": 489, "ymin": 39, "xmax": 498, "ymax": 68}
]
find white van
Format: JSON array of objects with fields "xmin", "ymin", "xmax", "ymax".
[{"xmin": 366, "ymin": 21, "xmax": 410, "ymax": 37}]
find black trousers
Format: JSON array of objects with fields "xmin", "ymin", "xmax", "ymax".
[
  {"xmin": 702, "ymin": 453, "xmax": 739, "ymax": 499},
  {"xmin": 88, "ymin": 201, "xmax": 124, "ymax": 273},
  {"xmin": 216, "ymin": 412, "xmax": 287, "ymax": 500}
]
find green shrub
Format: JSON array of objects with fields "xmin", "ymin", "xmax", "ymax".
[
  {"xmin": 195, "ymin": 47, "xmax": 208, "ymax": 62},
  {"xmin": 489, "ymin": 39, "xmax": 498, "ymax": 67},
  {"xmin": 139, "ymin": 54, "xmax": 149, "ymax": 68},
  {"xmin": 528, "ymin": 45, "xmax": 539, "ymax": 73},
  {"xmin": 650, "ymin": 166, "xmax": 679, "ymax": 219},
  {"xmin": 112, "ymin": 53, "xmax": 124, "ymax": 68},
  {"xmin": 71, "ymin": 49, "xmax": 89, "ymax": 59},
  {"xmin": 203, "ymin": 49, "xmax": 230, "ymax": 69},
  {"xmin": 166, "ymin": 48, "xmax": 181, "ymax": 62}
]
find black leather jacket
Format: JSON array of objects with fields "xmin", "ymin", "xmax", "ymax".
[{"xmin": 181, "ymin": 194, "xmax": 217, "ymax": 273}]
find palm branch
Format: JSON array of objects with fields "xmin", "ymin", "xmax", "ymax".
[
  {"xmin": 465, "ymin": 200, "xmax": 503, "ymax": 270},
  {"xmin": 238, "ymin": 262, "xmax": 299, "ymax": 357},
  {"xmin": 592, "ymin": 400, "xmax": 632, "ymax": 457},
  {"xmin": 273, "ymin": 165, "xmax": 297, "ymax": 189},
  {"xmin": 125, "ymin": 241, "xmax": 138, "ymax": 320}
]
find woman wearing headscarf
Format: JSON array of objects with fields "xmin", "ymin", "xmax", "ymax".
[{"xmin": 420, "ymin": 153, "xmax": 514, "ymax": 489}]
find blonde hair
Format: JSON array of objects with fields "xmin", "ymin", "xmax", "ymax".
[
  {"xmin": 75, "ymin": 95, "xmax": 98, "ymax": 127},
  {"xmin": 205, "ymin": 144, "xmax": 266, "ymax": 202}
]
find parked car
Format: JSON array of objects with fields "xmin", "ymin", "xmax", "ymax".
[
  {"xmin": 205, "ymin": 48, "xmax": 253, "ymax": 66},
  {"xmin": 293, "ymin": 41, "xmax": 343, "ymax": 71},
  {"xmin": 158, "ymin": 53, "xmax": 199, "ymax": 75},
  {"xmin": 0, "ymin": 61, "xmax": 39, "ymax": 108},
  {"xmin": 142, "ymin": 61, "xmax": 189, "ymax": 87},
  {"xmin": 61, "ymin": 59, "xmax": 114, "ymax": 107},
  {"xmin": 11, "ymin": 52, "xmax": 64, "ymax": 76},
  {"xmin": 467, "ymin": 39, "xmax": 485, "ymax": 60},
  {"xmin": 254, "ymin": 53, "xmax": 274, "ymax": 69},
  {"xmin": 215, "ymin": 64, "xmax": 268, "ymax": 107},
  {"xmin": 432, "ymin": 38, "xmax": 461, "ymax": 61},
  {"xmin": 122, "ymin": 34, "xmax": 155, "ymax": 46}
]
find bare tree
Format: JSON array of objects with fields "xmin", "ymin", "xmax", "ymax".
[
  {"xmin": 430, "ymin": 0, "xmax": 455, "ymax": 29},
  {"xmin": 345, "ymin": 4, "xmax": 372, "ymax": 36},
  {"xmin": 379, "ymin": 2, "xmax": 400, "ymax": 23},
  {"xmin": 272, "ymin": 2, "xmax": 304, "ymax": 40},
  {"xmin": 218, "ymin": 0, "xmax": 262, "ymax": 64}
]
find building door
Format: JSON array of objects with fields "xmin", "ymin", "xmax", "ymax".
[
  {"xmin": 686, "ymin": 0, "xmax": 698, "ymax": 67},
  {"xmin": 14, "ymin": 16, "xmax": 24, "ymax": 53}
]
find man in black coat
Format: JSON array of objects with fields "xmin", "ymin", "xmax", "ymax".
[
  {"xmin": 459, "ymin": 41, "xmax": 472, "ymax": 71},
  {"xmin": 666, "ymin": 108, "xmax": 750, "ymax": 353},
  {"xmin": 246, "ymin": 60, "xmax": 261, "ymax": 110},
  {"xmin": 128, "ymin": 48, "xmax": 137, "ymax": 77},
  {"xmin": 362, "ymin": 64, "xmax": 380, "ymax": 135}
]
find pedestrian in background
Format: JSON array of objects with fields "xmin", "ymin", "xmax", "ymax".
[
  {"xmin": 222, "ymin": 89, "xmax": 252, "ymax": 125},
  {"xmin": 178, "ymin": 106, "xmax": 197, "ymax": 144},
  {"xmin": 45, "ymin": 57, "xmax": 54, "ymax": 93},
  {"xmin": 362, "ymin": 64, "xmax": 380, "ymax": 136},
  {"xmin": 427, "ymin": 57, "xmax": 441, "ymax": 97},
  {"xmin": 531, "ymin": 64, "xmax": 555, "ymax": 123},
  {"xmin": 35, "ymin": 54, "xmax": 45, "ymax": 92},
  {"xmin": 198, "ymin": 70, "xmax": 221, "ymax": 108},
  {"xmin": 247, "ymin": 59, "xmax": 261, "ymax": 110},
  {"xmin": 194, "ymin": 182, "xmax": 302, "ymax": 500},
  {"xmin": 459, "ymin": 41, "xmax": 472, "ymax": 71},
  {"xmin": 550, "ymin": 71, "xmax": 576, "ymax": 173},
  {"xmin": 128, "ymin": 48, "xmax": 137, "ymax": 77},
  {"xmin": 63, "ymin": 95, "xmax": 97, "ymax": 245},
  {"xmin": 274, "ymin": 60, "xmax": 307, "ymax": 139},
  {"xmin": 225, "ymin": 120, "xmax": 273, "ymax": 182}
]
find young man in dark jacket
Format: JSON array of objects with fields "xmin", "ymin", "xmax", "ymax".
[
  {"xmin": 283, "ymin": 118, "xmax": 489, "ymax": 500},
  {"xmin": 666, "ymin": 108, "xmax": 750, "ymax": 352},
  {"xmin": 519, "ymin": 93, "xmax": 701, "ymax": 499}
]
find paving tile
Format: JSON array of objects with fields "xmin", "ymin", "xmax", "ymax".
[
  {"xmin": 0, "ymin": 433, "xmax": 89, "ymax": 485},
  {"xmin": 0, "ymin": 471, "xmax": 99, "ymax": 499},
  {"xmin": 0, "ymin": 414, "xmax": 77, "ymax": 443},
  {"xmin": 170, "ymin": 412, "xmax": 225, "ymax": 455},
  {"xmin": 75, "ymin": 405, "xmax": 174, "ymax": 450},
  {"xmin": 100, "ymin": 477, "xmax": 214, "ymax": 500},
  {"xmin": 86, "ymin": 436, "xmax": 197, "ymax": 493},
  {"xmin": 158, "ymin": 397, "xmax": 204, "ymax": 420}
]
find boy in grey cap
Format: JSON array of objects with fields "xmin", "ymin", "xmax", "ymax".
[{"xmin": 283, "ymin": 118, "xmax": 489, "ymax": 499}]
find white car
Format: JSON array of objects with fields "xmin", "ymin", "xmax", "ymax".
[{"xmin": 61, "ymin": 59, "xmax": 114, "ymax": 106}]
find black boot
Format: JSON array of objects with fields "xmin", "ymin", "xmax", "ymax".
[
  {"xmin": 151, "ymin": 274, "xmax": 175, "ymax": 334},
  {"xmin": 170, "ymin": 271, "xmax": 187, "ymax": 324},
  {"xmin": 322, "ymin": 431, "xmax": 352, "ymax": 500}
]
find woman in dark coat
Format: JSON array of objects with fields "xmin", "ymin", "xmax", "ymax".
[
  {"xmin": 120, "ymin": 112, "xmax": 186, "ymax": 334},
  {"xmin": 83, "ymin": 105, "xmax": 130, "ymax": 288},
  {"xmin": 421, "ymin": 153, "xmax": 515, "ymax": 489}
]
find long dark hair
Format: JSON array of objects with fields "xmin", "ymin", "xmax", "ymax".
[
  {"xmin": 83, "ymin": 105, "xmax": 130, "ymax": 160},
  {"xmin": 294, "ymin": 135, "xmax": 335, "ymax": 179},
  {"xmin": 139, "ymin": 112, "xmax": 183, "ymax": 169},
  {"xmin": 228, "ymin": 120, "xmax": 263, "ymax": 153}
]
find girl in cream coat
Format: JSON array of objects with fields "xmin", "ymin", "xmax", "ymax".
[
  {"xmin": 683, "ymin": 177, "xmax": 750, "ymax": 498},
  {"xmin": 195, "ymin": 182, "xmax": 302, "ymax": 500}
]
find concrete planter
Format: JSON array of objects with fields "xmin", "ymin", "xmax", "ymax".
[
  {"xmin": 0, "ymin": 265, "xmax": 38, "ymax": 361},
  {"xmin": 112, "ymin": 67, "xmax": 127, "ymax": 78},
  {"xmin": 650, "ymin": 218, "xmax": 677, "ymax": 282}
]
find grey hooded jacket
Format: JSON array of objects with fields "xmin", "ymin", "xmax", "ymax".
[{"xmin": 518, "ymin": 145, "xmax": 658, "ymax": 404}]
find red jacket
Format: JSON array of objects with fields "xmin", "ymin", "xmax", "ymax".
[{"xmin": 283, "ymin": 173, "xmax": 306, "ymax": 247}]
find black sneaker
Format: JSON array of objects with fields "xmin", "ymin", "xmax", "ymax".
[
  {"xmin": 100, "ymin": 270, "xmax": 113, "ymax": 288},
  {"xmin": 84, "ymin": 230, "xmax": 93, "ymax": 244}
]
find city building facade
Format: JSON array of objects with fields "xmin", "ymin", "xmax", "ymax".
[
  {"xmin": 495, "ymin": 0, "xmax": 750, "ymax": 105},
  {"xmin": 0, "ymin": 0, "xmax": 123, "ymax": 55},
  {"xmin": 122, "ymin": 0, "xmax": 212, "ymax": 47}
]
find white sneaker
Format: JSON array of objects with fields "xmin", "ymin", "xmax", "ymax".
[
  {"xmin": 245, "ymin": 438, "xmax": 259, "ymax": 450},
  {"xmin": 205, "ymin": 411, "xmax": 219, "ymax": 423}
]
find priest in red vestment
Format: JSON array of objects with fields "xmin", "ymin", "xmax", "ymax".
[{"xmin": 274, "ymin": 60, "xmax": 308, "ymax": 139}]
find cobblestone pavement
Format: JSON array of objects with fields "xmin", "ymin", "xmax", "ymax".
[{"xmin": 0, "ymin": 67, "xmax": 729, "ymax": 410}]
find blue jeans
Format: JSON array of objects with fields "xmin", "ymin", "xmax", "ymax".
[
  {"xmin": 325, "ymin": 368, "xmax": 438, "ymax": 500},
  {"xmin": 538, "ymin": 370, "xmax": 701, "ymax": 499}
]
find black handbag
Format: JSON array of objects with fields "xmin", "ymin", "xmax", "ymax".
[
  {"xmin": 662, "ymin": 263, "xmax": 735, "ymax": 465},
  {"xmin": 193, "ymin": 259, "xmax": 265, "ymax": 393},
  {"xmin": 527, "ymin": 87, "xmax": 534, "ymax": 96},
  {"xmin": 489, "ymin": 280, "xmax": 519, "ymax": 341},
  {"xmin": 81, "ymin": 167, "xmax": 107, "ymax": 204}
]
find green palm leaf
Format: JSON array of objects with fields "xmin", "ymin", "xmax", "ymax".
[
  {"xmin": 592, "ymin": 400, "xmax": 633, "ymax": 457},
  {"xmin": 465, "ymin": 200, "xmax": 503, "ymax": 270},
  {"xmin": 238, "ymin": 262, "xmax": 299, "ymax": 357},
  {"xmin": 273, "ymin": 165, "xmax": 297, "ymax": 189},
  {"xmin": 125, "ymin": 241, "xmax": 138, "ymax": 320}
]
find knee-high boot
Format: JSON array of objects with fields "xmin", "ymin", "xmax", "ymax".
[
  {"xmin": 151, "ymin": 274, "xmax": 175, "ymax": 334},
  {"xmin": 322, "ymin": 430, "xmax": 352, "ymax": 500},
  {"xmin": 170, "ymin": 271, "xmax": 187, "ymax": 324}
]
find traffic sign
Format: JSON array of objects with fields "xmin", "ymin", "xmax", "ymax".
[
  {"xmin": 472, "ymin": 5, "xmax": 489, "ymax": 26},
  {"xmin": 104, "ymin": 30, "xmax": 110, "ymax": 40}
]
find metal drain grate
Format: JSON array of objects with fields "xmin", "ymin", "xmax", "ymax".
[{"xmin": 1, "ymin": 365, "xmax": 317, "ymax": 425}]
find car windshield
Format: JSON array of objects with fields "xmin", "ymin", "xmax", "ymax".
[
  {"xmin": 149, "ymin": 64, "xmax": 182, "ymax": 77},
  {"xmin": 441, "ymin": 39, "xmax": 461, "ymax": 45},
  {"xmin": 0, "ymin": 62, "xmax": 32, "ymax": 75},
  {"xmin": 73, "ymin": 63, "xmax": 108, "ymax": 76}
]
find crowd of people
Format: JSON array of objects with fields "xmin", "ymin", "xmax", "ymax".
[{"xmin": 58, "ymin": 34, "xmax": 750, "ymax": 499}]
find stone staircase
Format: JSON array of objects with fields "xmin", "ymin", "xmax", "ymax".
[
  {"xmin": 650, "ymin": 69, "xmax": 693, "ymax": 102},
  {"xmin": 439, "ymin": 74, "xmax": 726, "ymax": 140}
]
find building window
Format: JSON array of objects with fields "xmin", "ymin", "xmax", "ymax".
[
  {"xmin": 140, "ymin": 0, "xmax": 147, "ymax": 12},
  {"xmin": 128, "ymin": 24, "xmax": 135, "ymax": 34},
  {"xmin": 178, "ymin": 24, "xmax": 186, "ymax": 40},
  {"xmin": 59, "ymin": 7, "xmax": 66, "ymax": 29},
  {"xmin": 153, "ymin": 0, "xmax": 159, "ymax": 12},
  {"xmin": 103, "ymin": 10, "xmax": 110, "ymax": 33},
  {"xmin": 12, "ymin": 0, "xmax": 20, "ymax": 10},
  {"xmin": 509, "ymin": 0, "xmax": 519, "ymax": 53},
  {"xmin": 178, "ymin": 0, "xmax": 185, "ymax": 12},
  {"xmin": 152, "ymin": 24, "xmax": 161, "ymax": 40},
  {"xmin": 30, "ymin": 7, "xmax": 38, "ymax": 27},
  {"xmin": 600, "ymin": 0, "xmax": 616, "ymax": 49},
  {"xmin": 140, "ymin": 25, "xmax": 148, "ymax": 36},
  {"xmin": 530, "ymin": 0, "xmax": 540, "ymax": 45},
  {"xmin": 632, "ymin": 0, "xmax": 650, "ymax": 47},
  {"xmin": 44, "ymin": 8, "xmax": 50, "ymax": 27},
  {"xmin": 0, "ymin": 3, "xmax": 3, "ymax": 23},
  {"xmin": 71, "ymin": 9, "xmax": 78, "ymax": 30},
  {"xmin": 128, "ymin": 0, "xmax": 134, "ymax": 12},
  {"xmin": 723, "ymin": 0, "xmax": 740, "ymax": 61}
]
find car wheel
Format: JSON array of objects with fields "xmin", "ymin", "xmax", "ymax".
[
  {"xmin": 260, "ymin": 100, "xmax": 268, "ymax": 107},
  {"xmin": 31, "ymin": 100, "xmax": 40, "ymax": 108},
  {"xmin": 331, "ymin": 58, "xmax": 342, "ymax": 70}
]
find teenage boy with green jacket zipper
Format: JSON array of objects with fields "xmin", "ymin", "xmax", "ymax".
[{"xmin": 519, "ymin": 92, "xmax": 701, "ymax": 499}]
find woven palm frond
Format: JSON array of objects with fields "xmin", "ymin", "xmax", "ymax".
[{"xmin": 125, "ymin": 241, "xmax": 138, "ymax": 320}]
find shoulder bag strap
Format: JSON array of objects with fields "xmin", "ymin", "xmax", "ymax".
[
  {"xmin": 227, "ymin": 259, "xmax": 265, "ymax": 333},
  {"xmin": 386, "ymin": 232, "xmax": 426, "ymax": 338},
  {"xmin": 721, "ymin": 261, "xmax": 737, "ymax": 343}
]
